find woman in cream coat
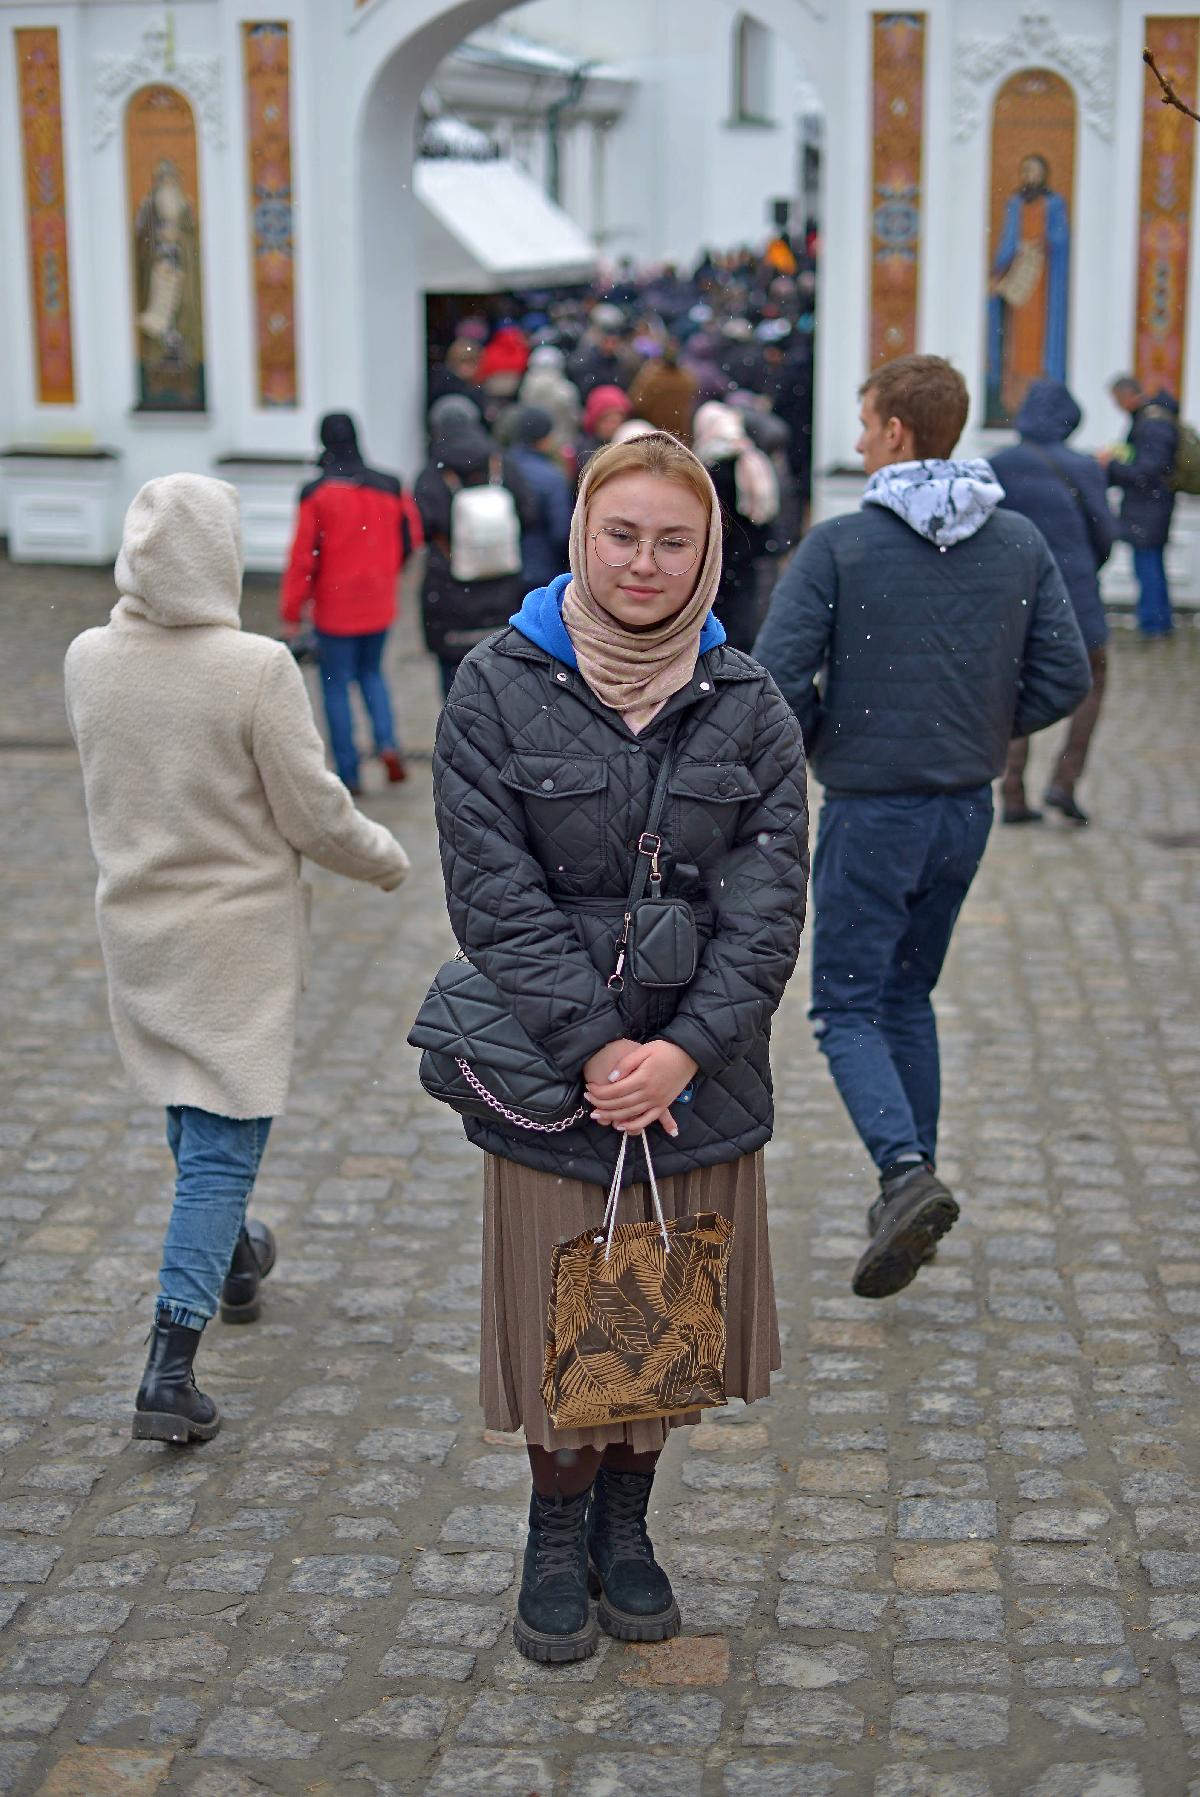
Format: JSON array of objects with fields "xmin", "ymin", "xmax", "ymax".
[{"xmin": 65, "ymin": 473, "xmax": 409, "ymax": 1443}]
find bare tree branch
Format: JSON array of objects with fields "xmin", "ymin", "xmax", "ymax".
[{"xmin": 1144, "ymin": 47, "xmax": 1200, "ymax": 125}]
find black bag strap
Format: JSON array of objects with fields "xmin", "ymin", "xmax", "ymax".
[
  {"xmin": 609, "ymin": 719, "xmax": 685, "ymax": 991},
  {"xmin": 625, "ymin": 717, "xmax": 684, "ymax": 910}
]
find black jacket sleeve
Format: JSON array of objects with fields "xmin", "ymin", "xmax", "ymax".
[
  {"xmin": 659, "ymin": 677, "xmax": 809, "ymax": 1076},
  {"xmin": 433, "ymin": 662, "xmax": 626, "ymax": 1077},
  {"xmin": 1012, "ymin": 534, "xmax": 1093, "ymax": 738},
  {"xmin": 1109, "ymin": 409, "xmax": 1177, "ymax": 493},
  {"xmin": 751, "ymin": 527, "xmax": 837, "ymax": 748}
]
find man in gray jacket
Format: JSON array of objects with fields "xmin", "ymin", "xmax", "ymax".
[{"xmin": 754, "ymin": 355, "xmax": 1090, "ymax": 1299}]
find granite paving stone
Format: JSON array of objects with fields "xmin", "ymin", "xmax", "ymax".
[{"xmin": 0, "ymin": 569, "xmax": 1196, "ymax": 1792}]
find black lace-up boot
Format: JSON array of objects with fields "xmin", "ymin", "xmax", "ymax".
[
  {"xmin": 131, "ymin": 1319, "xmax": 220, "ymax": 1444},
  {"xmin": 219, "ymin": 1219, "xmax": 277, "ymax": 1324},
  {"xmin": 513, "ymin": 1488, "xmax": 599, "ymax": 1663},
  {"xmin": 587, "ymin": 1467, "xmax": 681, "ymax": 1642}
]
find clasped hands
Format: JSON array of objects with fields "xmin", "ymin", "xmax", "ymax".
[{"xmin": 582, "ymin": 1038, "xmax": 699, "ymax": 1139}]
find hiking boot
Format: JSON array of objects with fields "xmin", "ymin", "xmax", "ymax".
[
  {"xmin": 219, "ymin": 1220, "xmax": 277, "ymax": 1324},
  {"xmin": 853, "ymin": 1163, "xmax": 959, "ymax": 1300},
  {"xmin": 587, "ymin": 1466, "xmax": 681, "ymax": 1643},
  {"xmin": 379, "ymin": 748, "xmax": 407, "ymax": 784},
  {"xmin": 513, "ymin": 1488, "xmax": 598, "ymax": 1664},
  {"xmin": 132, "ymin": 1319, "xmax": 220, "ymax": 1444}
]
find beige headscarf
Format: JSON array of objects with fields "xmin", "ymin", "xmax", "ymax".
[{"xmin": 561, "ymin": 439, "xmax": 723, "ymax": 733}]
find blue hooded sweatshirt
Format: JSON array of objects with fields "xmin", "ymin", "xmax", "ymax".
[{"xmin": 509, "ymin": 572, "xmax": 726, "ymax": 668}]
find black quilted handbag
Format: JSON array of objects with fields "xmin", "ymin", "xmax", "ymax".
[
  {"xmin": 407, "ymin": 956, "xmax": 586, "ymax": 1132},
  {"xmin": 412, "ymin": 720, "xmax": 694, "ymax": 1132}
]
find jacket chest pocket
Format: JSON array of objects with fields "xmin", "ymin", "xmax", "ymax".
[
  {"xmin": 500, "ymin": 752, "xmax": 609, "ymax": 883},
  {"xmin": 667, "ymin": 761, "xmax": 761, "ymax": 863}
]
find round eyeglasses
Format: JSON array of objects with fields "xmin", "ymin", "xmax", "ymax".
[{"xmin": 590, "ymin": 526, "xmax": 702, "ymax": 578}]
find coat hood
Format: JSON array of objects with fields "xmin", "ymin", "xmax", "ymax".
[
  {"xmin": 1015, "ymin": 378, "xmax": 1082, "ymax": 443},
  {"xmin": 1141, "ymin": 389, "xmax": 1180, "ymax": 416},
  {"xmin": 318, "ymin": 411, "xmax": 365, "ymax": 474},
  {"xmin": 510, "ymin": 571, "xmax": 726, "ymax": 669},
  {"xmin": 114, "ymin": 474, "xmax": 243, "ymax": 629},
  {"xmin": 862, "ymin": 458, "xmax": 1005, "ymax": 548}
]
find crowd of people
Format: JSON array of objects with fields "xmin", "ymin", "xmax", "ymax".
[
  {"xmin": 61, "ymin": 228, "xmax": 1187, "ymax": 1673},
  {"xmin": 415, "ymin": 240, "xmax": 817, "ymax": 687}
]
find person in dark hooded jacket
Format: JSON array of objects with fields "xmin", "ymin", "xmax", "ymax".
[
  {"xmin": 990, "ymin": 379, "xmax": 1116, "ymax": 826},
  {"xmin": 281, "ymin": 413, "xmax": 421, "ymax": 793},
  {"xmin": 1100, "ymin": 376, "xmax": 1179, "ymax": 636},
  {"xmin": 414, "ymin": 426, "xmax": 537, "ymax": 699}
]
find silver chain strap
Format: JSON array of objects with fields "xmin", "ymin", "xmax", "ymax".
[{"xmin": 454, "ymin": 1058, "xmax": 587, "ymax": 1133}]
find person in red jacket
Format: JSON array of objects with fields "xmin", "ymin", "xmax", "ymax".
[{"xmin": 281, "ymin": 413, "xmax": 423, "ymax": 793}]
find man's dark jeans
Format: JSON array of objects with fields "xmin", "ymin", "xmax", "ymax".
[
  {"xmin": 809, "ymin": 786, "xmax": 993, "ymax": 1171},
  {"xmin": 1132, "ymin": 546, "xmax": 1174, "ymax": 636}
]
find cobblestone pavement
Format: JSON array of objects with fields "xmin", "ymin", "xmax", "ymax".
[{"xmin": 1, "ymin": 559, "xmax": 1199, "ymax": 1796}]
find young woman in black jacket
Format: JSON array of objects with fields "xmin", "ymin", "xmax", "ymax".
[{"xmin": 432, "ymin": 432, "xmax": 809, "ymax": 1664}]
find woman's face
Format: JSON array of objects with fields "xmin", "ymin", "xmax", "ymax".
[
  {"xmin": 595, "ymin": 408, "xmax": 627, "ymax": 443},
  {"xmin": 583, "ymin": 471, "xmax": 708, "ymax": 629}
]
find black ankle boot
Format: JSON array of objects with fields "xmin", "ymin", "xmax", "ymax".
[
  {"xmin": 132, "ymin": 1319, "xmax": 220, "ymax": 1444},
  {"xmin": 219, "ymin": 1220, "xmax": 277, "ymax": 1324},
  {"xmin": 513, "ymin": 1488, "xmax": 598, "ymax": 1664},
  {"xmin": 587, "ymin": 1466, "xmax": 681, "ymax": 1642},
  {"xmin": 854, "ymin": 1163, "xmax": 959, "ymax": 1300}
]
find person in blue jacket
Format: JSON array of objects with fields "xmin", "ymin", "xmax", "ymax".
[
  {"xmin": 989, "ymin": 378, "xmax": 1116, "ymax": 826},
  {"xmin": 507, "ymin": 406, "xmax": 574, "ymax": 591}
]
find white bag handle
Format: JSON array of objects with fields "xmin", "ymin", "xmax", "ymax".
[{"xmin": 595, "ymin": 1131, "xmax": 670, "ymax": 1261}]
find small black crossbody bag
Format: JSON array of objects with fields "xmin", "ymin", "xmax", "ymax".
[{"xmin": 408, "ymin": 721, "xmax": 698, "ymax": 1130}]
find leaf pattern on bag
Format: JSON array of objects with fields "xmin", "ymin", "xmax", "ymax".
[{"xmin": 542, "ymin": 1213, "xmax": 735, "ymax": 1430}]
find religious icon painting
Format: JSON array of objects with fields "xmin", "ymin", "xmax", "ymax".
[
  {"xmin": 985, "ymin": 68, "xmax": 1076, "ymax": 428},
  {"xmin": 125, "ymin": 85, "xmax": 207, "ymax": 412},
  {"xmin": 869, "ymin": 13, "xmax": 926, "ymax": 370}
]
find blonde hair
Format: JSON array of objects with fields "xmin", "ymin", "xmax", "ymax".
[{"xmin": 582, "ymin": 431, "xmax": 716, "ymax": 518}]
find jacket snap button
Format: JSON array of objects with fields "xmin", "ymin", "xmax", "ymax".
[
  {"xmin": 699, "ymin": 681, "xmax": 711, "ymax": 692},
  {"xmin": 541, "ymin": 778, "xmax": 555, "ymax": 791},
  {"xmin": 556, "ymin": 672, "xmax": 568, "ymax": 682}
]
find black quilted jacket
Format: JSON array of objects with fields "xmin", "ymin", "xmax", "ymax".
[{"xmin": 432, "ymin": 628, "xmax": 810, "ymax": 1187}]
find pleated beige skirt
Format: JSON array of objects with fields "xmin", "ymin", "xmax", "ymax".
[{"xmin": 480, "ymin": 1147, "xmax": 781, "ymax": 1452}]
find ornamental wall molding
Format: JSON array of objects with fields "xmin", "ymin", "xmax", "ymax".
[
  {"xmin": 92, "ymin": 20, "xmax": 223, "ymax": 150},
  {"xmin": 954, "ymin": 9, "xmax": 1113, "ymax": 141}
]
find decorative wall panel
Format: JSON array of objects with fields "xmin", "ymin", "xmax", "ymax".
[
  {"xmin": 15, "ymin": 28, "xmax": 75, "ymax": 406},
  {"xmin": 869, "ymin": 13, "xmax": 926, "ymax": 370},
  {"xmin": 126, "ymin": 85, "xmax": 207, "ymax": 411},
  {"xmin": 243, "ymin": 23, "xmax": 298, "ymax": 407},
  {"xmin": 1136, "ymin": 17, "xmax": 1199, "ymax": 399},
  {"xmin": 985, "ymin": 68, "xmax": 1075, "ymax": 426}
]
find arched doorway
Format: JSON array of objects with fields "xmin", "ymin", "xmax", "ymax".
[{"xmin": 353, "ymin": 0, "xmax": 837, "ymax": 477}]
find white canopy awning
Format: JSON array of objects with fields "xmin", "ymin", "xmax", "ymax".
[{"xmin": 414, "ymin": 157, "xmax": 596, "ymax": 293}]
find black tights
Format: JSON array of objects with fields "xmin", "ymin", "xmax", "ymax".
[{"xmin": 527, "ymin": 1442, "xmax": 660, "ymax": 1498}]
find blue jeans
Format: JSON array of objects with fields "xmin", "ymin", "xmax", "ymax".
[
  {"xmin": 316, "ymin": 630, "xmax": 398, "ymax": 787},
  {"xmin": 159, "ymin": 1108, "xmax": 272, "ymax": 1332},
  {"xmin": 1132, "ymin": 547, "xmax": 1173, "ymax": 635},
  {"xmin": 809, "ymin": 788, "xmax": 993, "ymax": 1171}
]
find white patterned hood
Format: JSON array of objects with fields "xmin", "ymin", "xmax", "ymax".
[{"xmin": 862, "ymin": 458, "xmax": 1005, "ymax": 549}]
